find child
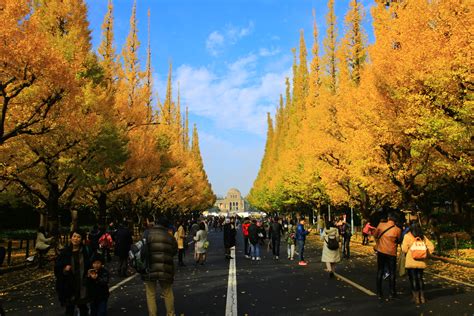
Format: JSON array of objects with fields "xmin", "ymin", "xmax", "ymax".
[{"xmin": 87, "ymin": 254, "xmax": 110, "ymax": 316}]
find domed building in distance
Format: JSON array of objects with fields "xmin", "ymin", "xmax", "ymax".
[{"xmin": 214, "ymin": 188, "xmax": 250, "ymax": 216}]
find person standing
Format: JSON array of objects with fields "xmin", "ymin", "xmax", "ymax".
[
  {"xmin": 35, "ymin": 226, "xmax": 53, "ymax": 268},
  {"xmin": 341, "ymin": 222, "xmax": 352, "ymax": 259},
  {"xmin": 174, "ymin": 220, "xmax": 187, "ymax": 266},
  {"xmin": 86, "ymin": 254, "xmax": 110, "ymax": 316},
  {"xmin": 317, "ymin": 215, "xmax": 326, "ymax": 236},
  {"xmin": 321, "ymin": 222, "xmax": 341, "ymax": 278},
  {"xmin": 54, "ymin": 230, "xmax": 92, "ymax": 316},
  {"xmin": 241, "ymin": 217, "xmax": 251, "ymax": 259},
  {"xmin": 374, "ymin": 213, "xmax": 402, "ymax": 299},
  {"xmin": 401, "ymin": 223, "xmax": 434, "ymax": 304},
  {"xmin": 223, "ymin": 218, "xmax": 236, "ymax": 259},
  {"xmin": 248, "ymin": 219, "xmax": 261, "ymax": 260},
  {"xmin": 268, "ymin": 217, "xmax": 284, "ymax": 260},
  {"xmin": 362, "ymin": 221, "xmax": 375, "ymax": 245},
  {"xmin": 286, "ymin": 220, "xmax": 296, "ymax": 260},
  {"xmin": 142, "ymin": 215, "xmax": 178, "ymax": 316},
  {"xmin": 296, "ymin": 218, "xmax": 312, "ymax": 266},
  {"xmin": 114, "ymin": 223, "xmax": 133, "ymax": 277},
  {"xmin": 194, "ymin": 222, "xmax": 208, "ymax": 265}
]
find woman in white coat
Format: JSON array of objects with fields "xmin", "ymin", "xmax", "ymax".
[
  {"xmin": 321, "ymin": 221, "xmax": 341, "ymax": 278},
  {"xmin": 193, "ymin": 222, "xmax": 208, "ymax": 265}
]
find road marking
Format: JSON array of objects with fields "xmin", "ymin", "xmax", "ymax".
[
  {"xmin": 425, "ymin": 272, "xmax": 474, "ymax": 288},
  {"xmin": 225, "ymin": 247, "xmax": 238, "ymax": 316},
  {"xmin": 2, "ymin": 273, "xmax": 53, "ymax": 292},
  {"xmin": 110, "ymin": 273, "xmax": 138, "ymax": 292},
  {"xmin": 334, "ymin": 272, "xmax": 377, "ymax": 296}
]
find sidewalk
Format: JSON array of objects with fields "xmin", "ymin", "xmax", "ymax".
[{"xmin": 307, "ymin": 233, "xmax": 474, "ymax": 285}]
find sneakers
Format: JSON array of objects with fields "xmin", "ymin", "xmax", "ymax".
[
  {"xmin": 256, "ymin": 257, "xmax": 261, "ymax": 261},
  {"xmin": 298, "ymin": 261, "xmax": 307, "ymax": 266},
  {"xmin": 251, "ymin": 257, "xmax": 256, "ymax": 261},
  {"xmin": 383, "ymin": 272, "xmax": 390, "ymax": 280},
  {"xmin": 275, "ymin": 256, "xmax": 279, "ymax": 260},
  {"xmin": 245, "ymin": 255, "xmax": 250, "ymax": 259},
  {"xmin": 290, "ymin": 257, "xmax": 294, "ymax": 261}
]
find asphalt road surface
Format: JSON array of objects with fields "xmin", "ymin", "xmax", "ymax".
[{"xmin": 2, "ymin": 229, "xmax": 473, "ymax": 315}]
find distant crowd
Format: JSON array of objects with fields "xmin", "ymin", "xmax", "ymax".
[{"xmin": 30, "ymin": 210, "xmax": 434, "ymax": 315}]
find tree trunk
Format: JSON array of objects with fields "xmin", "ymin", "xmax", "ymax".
[
  {"xmin": 46, "ymin": 183, "xmax": 60, "ymax": 233},
  {"xmin": 70, "ymin": 209, "xmax": 78, "ymax": 232},
  {"xmin": 97, "ymin": 192, "xmax": 108, "ymax": 226}
]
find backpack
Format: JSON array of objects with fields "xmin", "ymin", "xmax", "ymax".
[
  {"xmin": 410, "ymin": 237, "xmax": 428, "ymax": 260},
  {"xmin": 128, "ymin": 238, "xmax": 149, "ymax": 274},
  {"xmin": 326, "ymin": 235, "xmax": 339, "ymax": 250},
  {"xmin": 99, "ymin": 233, "xmax": 113, "ymax": 249}
]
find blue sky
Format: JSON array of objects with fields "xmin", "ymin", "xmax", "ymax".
[{"xmin": 85, "ymin": 0, "xmax": 375, "ymax": 198}]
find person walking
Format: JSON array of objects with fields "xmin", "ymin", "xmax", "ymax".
[
  {"xmin": 241, "ymin": 217, "xmax": 251, "ymax": 259},
  {"xmin": 374, "ymin": 213, "xmax": 402, "ymax": 300},
  {"xmin": 286, "ymin": 220, "xmax": 296, "ymax": 260},
  {"xmin": 268, "ymin": 216, "xmax": 284, "ymax": 260},
  {"xmin": 194, "ymin": 222, "xmax": 208, "ymax": 265},
  {"xmin": 321, "ymin": 222, "xmax": 341, "ymax": 278},
  {"xmin": 114, "ymin": 223, "xmax": 133, "ymax": 277},
  {"xmin": 223, "ymin": 218, "xmax": 236, "ymax": 259},
  {"xmin": 401, "ymin": 223, "xmax": 434, "ymax": 304},
  {"xmin": 317, "ymin": 215, "xmax": 326, "ymax": 236},
  {"xmin": 174, "ymin": 220, "xmax": 186, "ymax": 266},
  {"xmin": 35, "ymin": 226, "xmax": 53, "ymax": 268},
  {"xmin": 54, "ymin": 230, "xmax": 92, "ymax": 316},
  {"xmin": 362, "ymin": 221, "xmax": 375, "ymax": 245},
  {"xmin": 296, "ymin": 218, "xmax": 312, "ymax": 266},
  {"xmin": 248, "ymin": 219, "xmax": 263, "ymax": 261},
  {"xmin": 341, "ymin": 222, "xmax": 352, "ymax": 259},
  {"xmin": 142, "ymin": 215, "xmax": 178, "ymax": 316},
  {"xmin": 86, "ymin": 254, "xmax": 110, "ymax": 316}
]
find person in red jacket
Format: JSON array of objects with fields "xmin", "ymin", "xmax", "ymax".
[{"xmin": 241, "ymin": 217, "xmax": 251, "ymax": 259}]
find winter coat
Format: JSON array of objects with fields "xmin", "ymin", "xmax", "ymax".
[
  {"xmin": 295, "ymin": 223, "xmax": 310, "ymax": 241},
  {"xmin": 142, "ymin": 225, "xmax": 178, "ymax": 283},
  {"xmin": 242, "ymin": 222, "xmax": 250, "ymax": 237},
  {"xmin": 321, "ymin": 227, "xmax": 341, "ymax": 263},
  {"xmin": 401, "ymin": 232, "xmax": 435, "ymax": 269},
  {"xmin": 269, "ymin": 222, "xmax": 283, "ymax": 239},
  {"xmin": 35, "ymin": 232, "xmax": 53, "ymax": 251},
  {"xmin": 86, "ymin": 267, "xmax": 110, "ymax": 302},
  {"xmin": 114, "ymin": 226, "xmax": 133, "ymax": 259},
  {"xmin": 223, "ymin": 223, "xmax": 236, "ymax": 248},
  {"xmin": 374, "ymin": 220, "xmax": 402, "ymax": 257},
  {"xmin": 248, "ymin": 223, "xmax": 259, "ymax": 245},
  {"xmin": 174, "ymin": 225, "xmax": 186, "ymax": 249},
  {"xmin": 287, "ymin": 225, "xmax": 296, "ymax": 245},
  {"xmin": 194, "ymin": 229, "xmax": 208, "ymax": 254},
  {"xmin": 54, "ymin": 245, "xmax": 92, "ymax": 305},
  {"xmin": 362, "ymin": 223, "xmax": 375, "ymax": 235}
]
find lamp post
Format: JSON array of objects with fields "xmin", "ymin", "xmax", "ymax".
[{"xmin": 351, "ymin": 206, "xmax": 354, "ymax": 235}]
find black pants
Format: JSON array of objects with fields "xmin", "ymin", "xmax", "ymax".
[
  {"xmin": 342, "ymin": 236, "xmax": 351, "ymax": 258},
  {"xmin": 244, "ymin": 236, "xmax": 250, "ymax": 256},
  {"xmin": 376, "ymin": 252, "xmax": 397, "ymax": 296},
  {"xmin": 65, "ymin": 304, "xmax": 88, "ymax": 315},
  {"xmin": 362, "ymin": 233, "xmax": 369, "ymax": 245},
  {"xmin": 178, "ymin": 248, "xmax": 185, "ymax": 264},
  {"xmin": 271, "ymin": 237, "xmax": 281, "ymax": 256},
  {"xmin": 407, "ymin": 268, "xmax": 425, "ymax": 291},
  {"xmin": 118, "ymin": 256, "xmax": 128, "ymax": 276}
]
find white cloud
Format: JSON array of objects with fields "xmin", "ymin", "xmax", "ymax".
[
  {"xmin": 175, "ymin": 55, "xmax": 290, "ymax": 136},
  {"xmin": 205, "ymin": 22, "xmax": 254, "ymax": 56},
  {"xmin": 259, "ymin": 47, "xmax": 281, "ymax": 57},
  {"xmin": 206, "ymin": 31, "xmax": 225, "ymax": 57}
]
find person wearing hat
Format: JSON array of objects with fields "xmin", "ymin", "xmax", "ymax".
[{"xmin": 86, "ymin": 254, "xmax": 110, "ymax": 316}]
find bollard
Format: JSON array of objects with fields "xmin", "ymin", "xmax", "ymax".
[
  {"xmin": 26, "ymin": 239, "xmax": 30, "ymax": 259},
  {"xmin": 454, "ymin": 234, "xmax": 459, "ymax": 257},
  {"xmin": 7, "ymin": 240, "xmax": 12, "ymax": 266}
]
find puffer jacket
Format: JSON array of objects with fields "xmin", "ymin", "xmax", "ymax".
[{"xmin": 142, "ymin": 225, "xmax": 178, "ymax": 283}]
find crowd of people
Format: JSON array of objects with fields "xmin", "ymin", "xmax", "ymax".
[{"xmin": 29, "ymin": 210, "xmax": 435, "ymax": 315}]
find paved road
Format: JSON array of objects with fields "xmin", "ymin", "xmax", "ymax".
[{"xmin": 2, "ymin": 229, "xmax": 473, "ymax": 315}]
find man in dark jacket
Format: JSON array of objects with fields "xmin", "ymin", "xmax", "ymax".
[
  {"xmin": 114, "ymin": 223, "xmax": 133, "ymax": 277},
  {"xmin": 223, "ymin": 218, "xmax": 236, "ymax": 259},
  {"xmin": 143, "ymin": 215, "xmax": 178, "ymax": 316},
  {"xmin": 268, "ymin": 217, "xmax": 284, "ymax": 260}
]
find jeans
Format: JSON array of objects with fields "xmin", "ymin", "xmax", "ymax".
[
  {"xmin": 297, "ymin": 240, "xmax": 305, "ymax": 261},
  {"xmin": 244, "ymin": 236, "xmax": 250, "ymax": 256},
  {"xmin": 271, "ymin": 237, "xmax": 281, "ymax": 256},
  {"xmin": 250, "ymin": 243, "xmax": 260, "ymax": 258},
  {"xmin": 90, "ymin": 300, "xmax": 108, "ymax": 316},
  {"xmin": 376, "ymin": 252, "xmax": 397, "ymax": 296},
  {"xmin": 407, "ymin": 268, "xmax": 425, "ymax": 291},
  {"xmin": 342, "ymin": 236, "xmax": 351, "ymax": 258},
  {"xmin": 144, "ymin": 280, "xmax": 175, "ymax": 316}
]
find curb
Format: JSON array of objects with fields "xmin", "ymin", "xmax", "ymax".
[
  {"xmin": 0, "ymin": 263, "xmax": 32, "ymax": 275},
  {"xmin": 430, "ymin": 254, "xmax": 474, "ymax": 269}
]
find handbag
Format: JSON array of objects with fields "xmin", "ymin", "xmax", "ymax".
[
  {"xmin": 203, "ymin": 241, "xmax": 210, "ymax": 249},
  {"xmin": 398, "ymin": 250, "xmax": 406, "ymax": 277}
]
